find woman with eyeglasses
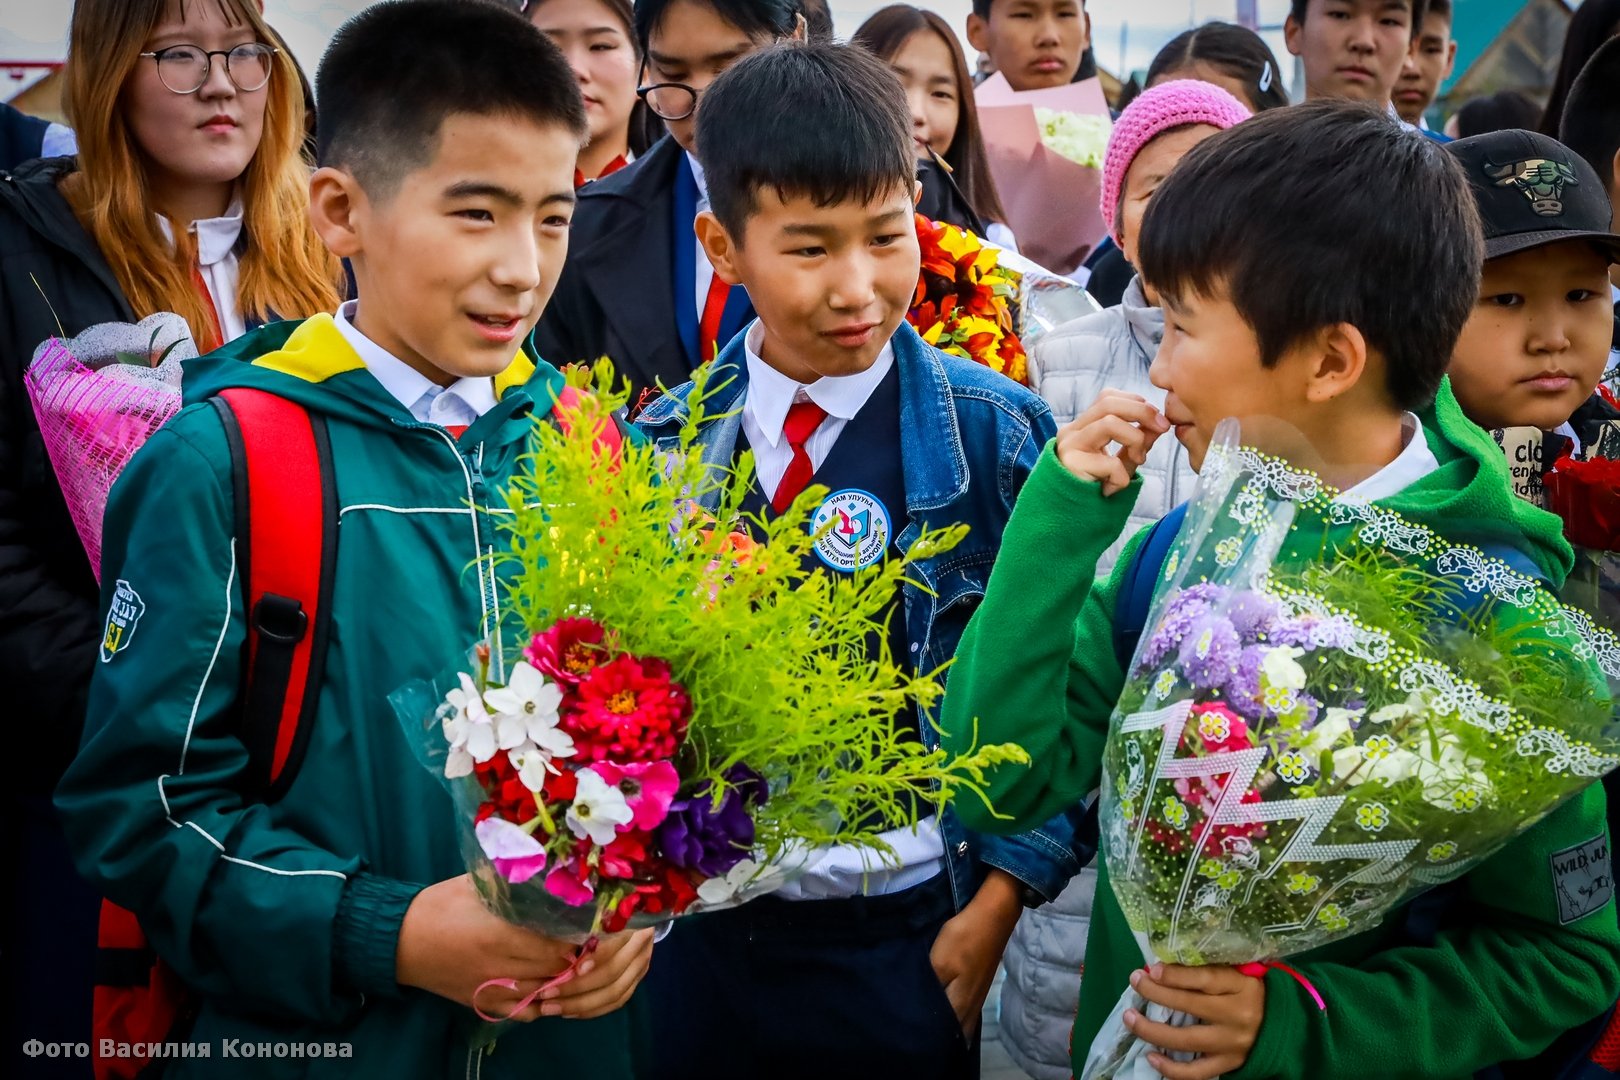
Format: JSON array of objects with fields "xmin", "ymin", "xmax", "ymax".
[
  {"xmin": 0, "ymin": 2, "xmax": 339, "ymax": 1069},
  {"xmin": 532, "ymin": 0, "xmax": 805, "ymax": 409},
  {"xmin": 525, "ymin": 0, "xmax": 665, "ymax": 186}
]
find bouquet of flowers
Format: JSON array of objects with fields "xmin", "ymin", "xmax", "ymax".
[
  {"xmin": 908, "ymin": 214, "xmax": 1099, "ymax": 385},
  {"xmin": 1083, "ymin": 421, "xmax": 1620, "ymax": 1080},
  {"xmin": 23, "ymin": 314, "xmax": 195, "ymax": 577},
  {"xmin": 974, "ymin": 73, "xmax": 1113, "ymax": 274},
  {"xmin": 1034, "ymin": 106, "xmax": 1113, "ymax": 168},
  {"xmin": 391, "ymin": 364, "xmax": 1027, "ymax": 1027}
]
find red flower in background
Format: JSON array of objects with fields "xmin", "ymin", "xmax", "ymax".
[
  {"xmin": 1545, "ymin": 450, "xmax": 1620, "ymax": 551},
  {"xmin": 564, "ymin": 655, "xmax": 691, "ymax": 762}
]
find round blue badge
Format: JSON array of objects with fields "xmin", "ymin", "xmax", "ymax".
[{"xmin": 809, "ymin": 488, "xmax": 891, "ymax": 573}]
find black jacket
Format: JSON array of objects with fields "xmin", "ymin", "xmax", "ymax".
[
  {"xmin": 533, "ymin": 136, "xmax": 754, "ymax": 410},
  {"xmin": 0, "ymin": 157, "xmax": 134, "ymax": 793}
]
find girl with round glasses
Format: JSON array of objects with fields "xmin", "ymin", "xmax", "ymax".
[{"xmin": 0, "ymin": 0, "xmax": 341, "ymax": 1060}]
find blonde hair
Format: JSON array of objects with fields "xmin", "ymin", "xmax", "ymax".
[{"xmin": 62, "ymin": 0, "xmax": 340, "ymax": 341}]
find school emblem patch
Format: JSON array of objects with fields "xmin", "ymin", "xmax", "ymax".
[
  {"xmin": 1551, "ymin": 833, "xmax": 1612, "ymax": 925},
  {"xmin": 1485, "ymin": 158, "xmax": 1579, "ymax": 217},
  {"xmin": 810, "ymin": 489, "xmax": 891, "ymax": 573},
  {"xmin": 100, "ymin": 579, "xmax": 146, "ymax": 663}
]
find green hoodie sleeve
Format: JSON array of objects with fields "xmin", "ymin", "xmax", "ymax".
[
  {"xmin": 1234, "ymin": 785, "xmax": 1620, "ymax": 1080},
  {"xmin": 942, "ymin": 444, "xmax": 1148, "ymax": 832},
  {"xmin": 55, "ymin": 409, "xmax": 426, "ymax": 1024}
]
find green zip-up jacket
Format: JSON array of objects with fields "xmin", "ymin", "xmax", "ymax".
[
  {"xmin": 941, "ymin": 381, "xmax": 1620, "ymax": 1079},
  {"xmin": 55, "ymin": 316, "xmax": 636, "ymax": 1080}
]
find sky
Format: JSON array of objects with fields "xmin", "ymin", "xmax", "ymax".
[{"xmin": 0, "ymin": 0, "xmax": 1296, "ymax": 88}]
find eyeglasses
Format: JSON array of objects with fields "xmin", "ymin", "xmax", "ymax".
[
  {"xmin": 637, "ymin": 82, "xmax": 699, "ymax": 122},
  {"xmin": 138, "ymin": 43, "xmax": 278, "ymax": 95}
]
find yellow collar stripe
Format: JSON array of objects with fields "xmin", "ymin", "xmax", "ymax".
[{"xmin": 255, "ymin": 313, "xmax": 537, "ymax": 397}]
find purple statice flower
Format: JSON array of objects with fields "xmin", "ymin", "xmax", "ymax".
[
  {"xmin": 1222, "ymin": 645, "xmax": 1269, "ymax": 720},
  {"xmin": 656, "ymin": 764, "xmax": 767, "ymax": 878},
  {"xmin": 1141, "ymin": 583, "xmax": 1229, "ymax": 668},
  {"xmin": 1224, "ymin": 591, "xmax": 1282, "ymax": 643},
  {"xmin": 1177, "ymin": 614, "xmax": 1241, "ymax": 691}
]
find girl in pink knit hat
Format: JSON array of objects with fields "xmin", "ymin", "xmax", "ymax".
[{"xmin": 1009, "ymin": 78, "xmax": 1253, "ymax": 1080}]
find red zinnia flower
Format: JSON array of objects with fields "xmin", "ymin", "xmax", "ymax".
[
  {"xmin": 563, "ymin": 655, "xmax": 691, "ymax": 762},
  {"xmin": 525, "ymin": 618, "xmax": 612, "ymax": 685}
]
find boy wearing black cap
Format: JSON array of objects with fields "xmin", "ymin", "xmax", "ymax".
[{"xmin": 1446, "ymin": 129, "xmax": 1620, "ymax": 483}]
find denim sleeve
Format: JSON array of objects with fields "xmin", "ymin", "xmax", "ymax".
[{"xmin": 973, "ymin": 801, "xmax": 1093, "ymax": 902}]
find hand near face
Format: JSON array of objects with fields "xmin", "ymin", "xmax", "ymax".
[{"xmin": 1055, "ymin": 389, "xmax": 1170, "ymax": 495}]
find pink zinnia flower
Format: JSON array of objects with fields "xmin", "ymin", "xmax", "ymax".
[
  {"xmin": 593, "ymin": 760, "xmax": 680, "ymax": 831},
  {"xmin": 526, "ymin": 618, "xmax": 610, "ymax": 685}
]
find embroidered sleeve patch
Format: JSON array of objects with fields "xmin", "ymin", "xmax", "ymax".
[
  {"xmin": 99, "ymin": 579, "xmax": 146, "ymax": 663},
  {"xmin": 1551, "ymin": 833, "xmax": 1612, "ymax": 925}
]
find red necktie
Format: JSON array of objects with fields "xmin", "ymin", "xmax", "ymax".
[
  {"xmin": 699, "ymin": 275, "xmax": 730, "ymax": 364},
  {"xmin": 444, "ymin": 425, "xmax": 468, "ymax": 440},
  {"xmin": 574, "ymin": 155, "xmax": 629, "ymax": 189},
  {"xmin": 772, "ymin": 400, "xmax": 828, "ymax": 513},
  {"xmin": 188, "ymin": 261, "xmax": 224, "ymax": 354}
]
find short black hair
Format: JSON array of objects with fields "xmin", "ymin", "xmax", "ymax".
[
  {"xmin": 316, "ymin": 0, "xmax": 586, "ymax": 196},
  {"xmin": 697, "ymin": 42, "xmax": 914, "ymax": 238},
  {"xmin": 1452, "ymin": 90, "xmax": 1540, "ymax": 140},
  {"xmin": 1146, "ymin": 22, "xmax": 1290, "ymax": 112},
  {"xmin": 1560, "ymin": 34, "xmax": 1620, "ymax": 196},
  {"xmin": 1137, "ymin": 101, "xmax": 1481, "ymax": 412},
  {"xmin": 972, "ymin": 0, "xmax": 1087, "ymax": 19},
  {"xmin": 633, "ymin": 0, "xmax": 800, "ymax": 53},
  {"xmin": 1288, "ymin": 0, "xmax": 1427, "ymax": 33}
]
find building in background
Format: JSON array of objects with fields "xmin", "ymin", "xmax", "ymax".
[{"xmin": 1437, "ymin": 0, "xmax": 1571, "ymax": 118}]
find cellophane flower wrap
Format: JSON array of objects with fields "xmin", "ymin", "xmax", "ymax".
[
  {"xmin": 907, "ymin": 214, "xmax": 1098, "ymax": 384},
  {"xmin": 1084, "ymin": 422, "xmax": 1620, "ymax": 1080},
  {"xmin": 391, "ymin": 363, "xmax": 1028, "ymax": 949},
  {"xmin": 23, "ymin": 314, "xmax": 195, "ymax": 577}
]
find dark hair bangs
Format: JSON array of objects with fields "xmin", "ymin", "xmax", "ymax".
[
  {"xmin": 698, "ymin": 42, "xmax": 915, "ymax": 237},
  {"xmin": 1138, "ymin": 101, "xmax": 1482, "ymax": 411},
  {"xmin": 317, "ymin": 0, "xmax": 586, "ymax": 196}
]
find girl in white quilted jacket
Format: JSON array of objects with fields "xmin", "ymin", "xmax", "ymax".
[{"xmin": 1004, "ymin": 79, "xmax": 1252, "ymax": 1080}]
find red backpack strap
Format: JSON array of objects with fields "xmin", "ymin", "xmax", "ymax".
[{"xmin": 211, "ymin": 388, "xmax": 338, "ymax": 800}]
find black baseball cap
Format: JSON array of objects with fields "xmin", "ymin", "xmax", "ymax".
[{"xmin": 1446, "ymin": 128, "xmax": 1620, "ymax": 261}]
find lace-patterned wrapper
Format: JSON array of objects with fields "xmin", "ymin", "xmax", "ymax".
[{"xmin": 1084, "ymin": 420, "xmax": 1620, "ymax": 1080}]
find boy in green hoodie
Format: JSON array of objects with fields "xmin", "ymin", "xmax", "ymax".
[
  {"xmin": 941, "ymin": 101, "xmax": 1620, "ymax": 1080},
  {"xmin": 54, "ymin": 3, "xmax": 650, "ymax": 1077}
]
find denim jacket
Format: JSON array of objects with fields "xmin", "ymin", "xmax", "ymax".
[{"xmin": 636, "ymin": 320, "xmax": 1088, "ymax": 911}]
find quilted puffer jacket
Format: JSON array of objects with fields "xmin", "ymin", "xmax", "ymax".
[{"xmin": 1003, "ymin": 275, "xmax": 1195, "ymax": 1079}]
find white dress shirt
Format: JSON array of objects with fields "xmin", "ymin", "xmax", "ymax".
[
  {"xmin": 686, "ymin": 152, "xmax": 718, "ymax": 324},
  {"xmin": 158, "ymin": 196, "xmax": 246, "ymax": 344},
  {"xmin": 734, "ymin": 321, "xmax": 945, "ymax": 898},
  {"xmin": 1336, "ymin": 412, "xmax": 1440, "ymax": 503},
  {"xmin": 333, "ymin": 300, "xmax": 497, "ymax": 427},
  {"xmin": 740, "ymin": 319, "xmax": 896, "ymax": 500}
]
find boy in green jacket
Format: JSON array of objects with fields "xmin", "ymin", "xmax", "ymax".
[
  {"xmin": 941, "ymin": 101, "xmax": 1620, "ymax": 1080},
  {"xmin": 54, "ymin": 3, "xmax": 650, "ymax": 1077}
]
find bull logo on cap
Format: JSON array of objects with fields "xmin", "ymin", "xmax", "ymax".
[{"xmin": 1485, "ymin": 158, "xmax": 1579, "ymax": 217}]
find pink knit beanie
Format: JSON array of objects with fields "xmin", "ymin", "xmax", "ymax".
[{"xmin": 1099, "ymin": 79, "xmax": 1253, "ymax": 247}]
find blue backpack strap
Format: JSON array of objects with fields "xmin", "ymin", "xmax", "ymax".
[{"xmin": 1112, "ymin": 502, "xmax": 1190, "ymax": 672}]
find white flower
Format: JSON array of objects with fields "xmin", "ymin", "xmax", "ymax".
[
  {"xmin": 1414, "ymin": 733, "xmax": 1494, "ymax": 810},
  {"xmin": 1260, "ymin": 646, "xmax": 1307, "ymax": 692},
  {"xmin": 483, "ymin": 661, "xmax": 566, "ymax": 752},
  {"xmin": 442, "ymin": 672, "xmax": 497, "ymax": 778},
  {"xmin": 565, "ymin": 767, "xmax": 634, "ymax": 846},
  {"xmin": 510, "ymin": 734, "xmax": 576, "ymax": 791},
  {"xmin": 1295, "ymin": 707, "xmax": 1361, "ymax": 758},
  {"xmin": 1370, "ymin": 691, "xmax": 1432, "ymax": 726},
  {"xmin": 1332, "ymin": 743, "xmax": 1420, "ymax": 787}
]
